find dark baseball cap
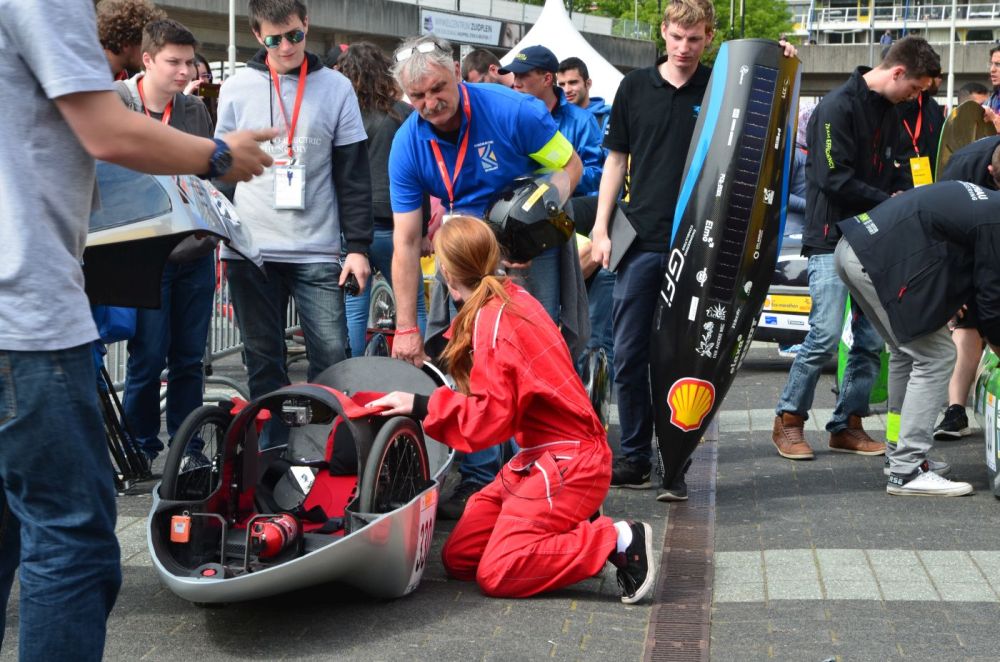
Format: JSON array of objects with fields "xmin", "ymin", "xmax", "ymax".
[{"xmin": 499, "ymin": 45, "xmax": 558, "ymax": 75}]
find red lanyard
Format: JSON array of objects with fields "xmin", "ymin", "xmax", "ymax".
[
  {"xmin": 136, "ymin": 77, "xmax": 173, "ymax": 125},
  {"xmin": 429, "ymin": 84, "xmax": 472, "ymax": 211},
  {"xmin": 902, "ymin": 94, "xmax": 923, "ymax": 156},
  {"xmin": 267, "ymin": 57, "xmax": 309, "ymax": 159}
]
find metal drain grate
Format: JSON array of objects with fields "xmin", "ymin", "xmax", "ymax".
[{"xmin": 645, "ymin": 440, "xmax": 717, "ymax": 662}]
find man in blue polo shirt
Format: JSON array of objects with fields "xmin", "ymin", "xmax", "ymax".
[{"xmin": 388, "ymin": 34, "xmax": 583, "ymax": 518}]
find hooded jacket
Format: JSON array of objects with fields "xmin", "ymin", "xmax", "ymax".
[
  {"xmin": 215, "ymin": 49, "xmax": 372, "ymax": 261},
  {"xmin": 838, "ymin": 180, "xmax": 1000, "ymax": 346},
  {"xmin": 115, "ymin": 73, "xmax": 213, "ymax": 139},
  {"xmin": 586, "ymin": 96, "xmax": 611, "ymax": 134},
  {"xmin": 803, "ymin": 67, "xmax": 898, "ymax": 255}
]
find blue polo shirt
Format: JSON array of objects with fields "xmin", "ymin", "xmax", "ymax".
[
  {"xmin": 551, "ymin": 87, "xmax": 603, "ymax": 196},
  {"xmin": 389, "ymin": 82, "xmax": 569, "ymax": 216}
]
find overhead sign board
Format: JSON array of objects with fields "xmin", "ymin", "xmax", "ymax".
[{"xmin": 421, "ymin": 9, "xmax": 503, "ymax": 47}]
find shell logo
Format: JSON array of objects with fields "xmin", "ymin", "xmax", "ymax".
[{"xmin": 667, "ymin": 378, "xmax": 716, "ymax": 432}]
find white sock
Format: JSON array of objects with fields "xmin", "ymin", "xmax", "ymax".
[{"xmin": 614, "ymin": 521, "xmax": 633, "ymax": 553}]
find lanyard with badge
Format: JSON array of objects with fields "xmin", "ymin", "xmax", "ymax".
[
  {"xmin": 429, "ymin": 84, "xmax": 472, "ymax": 220},
  {"xmin": 268, "ymin": 57, "xmax": 309, "ymax": 209},
  {"xmin": 136, "ymin": 77, "xmax": 173, "ymax": 125},
  {"xmin": 903, "ymin": 95, "xmax": 933, "ymax": 187}
]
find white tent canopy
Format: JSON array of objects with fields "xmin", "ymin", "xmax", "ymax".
[{"xmin": 500, "ymin": 0, "xmax": 624, "ymax": 104}]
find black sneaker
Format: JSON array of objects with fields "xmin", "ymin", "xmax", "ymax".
[
  {"xmin": 933, "ymin": 405, "xmax": 970, "ymax": 440},
  {"xmin": 656, "ymin": 459, "xmax": 691, "ymax": 502},
  {"xmin": 438, "ymin": 481, "xmax": 484, "ymax": 520},
  {"xmin": 609, "ymin": 521, "xmax": 656, "ymax": 604},
  {"xmin": 610, "ymin": 457, "xmax": 652, "ymax": 489}
]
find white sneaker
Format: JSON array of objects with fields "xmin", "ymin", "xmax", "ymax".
[
  {"xmin": 884, "ymin": 457, "xmax": 950, "ymax": 476},
  {"xmin": 886, "ymin": 469, "xmax": 974, "ymax": 497}
]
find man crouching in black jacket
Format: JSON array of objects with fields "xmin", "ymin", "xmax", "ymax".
[
  {"xmin": 771, "ymin": 36, "xmax": 941, "ymax": 462},
  {"xmin": 834, "ymin": 180, "xmax": 1000, "ymax": 497}
]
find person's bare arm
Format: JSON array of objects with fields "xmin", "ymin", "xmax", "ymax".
[
  {"xmin": 592, "ymin": 150, "xmax": 627, "ymax": 269},
  {"xmin": 563, "ymin": 151, "xmax": 583, "ymax": 196},
  {"xmin": 55, "ymin": 90, "xmax": 275, "ymax": 182},
  {"xmin": 391, "ymin": 208, "xmax": 428, "ymax": 365}
]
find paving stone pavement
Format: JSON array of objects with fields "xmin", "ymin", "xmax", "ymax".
[{"xmin": 5, "ymin": 344, "xmax": 1000, "ymax": 660}]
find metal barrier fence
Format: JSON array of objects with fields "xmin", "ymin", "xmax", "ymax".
[{"xmin": 102, "ymin": 250, "xmax": 299, "ymax": 401}]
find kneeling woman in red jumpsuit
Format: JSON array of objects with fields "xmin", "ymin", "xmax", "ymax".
[{"xmin": 368, "ymin": 216, "xmax": 655, "ymax": 602}]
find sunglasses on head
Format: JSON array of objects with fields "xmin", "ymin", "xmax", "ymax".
[
  {"xmin": 394, "ymin": 40, "xmax": 444, "ymax": 63},
  {"xmin": 262, "ymin": 29, "xmax": 305, "ymax": 49}
]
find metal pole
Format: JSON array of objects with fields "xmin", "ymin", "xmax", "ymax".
[
  {"xmin": 946, "ymin": 0, "xmax": 958, "ymax": 111},
  {"xmin": 730, "ymin": 0, "xmax": 735, "ymax": 39},
  {"xmin": 740, "ymin": 0, "xmax": 746, "ymax": 37},
  {"xmin": 228, "ymin": 0, "xmax": 236, "ymax": 79},
  {"xmin": 634, "ymin": 0, "xmax": 638, "ymax": 38}
]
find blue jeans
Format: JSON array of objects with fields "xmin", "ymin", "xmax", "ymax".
[
  {"xmin": 507, "ymin": 246, "xmax": 561, "ymax": 323},
  {"xmin": 458, "ymin": 248, "xmax": 560, "ymax": 486},
  {"xmin": 586, "ymin": 268, "xmax": 615, "ymax": 359},
  {"xmin": 227, "ymin": 260, "xmax": 348, "ymax": 398},
  {"xmin": 612, "ymin": 249, "xmax": 668, "ymax": 465},
  {"xmin": 123, "ymin": 255, "xmax": 215, "ymax": 460},
  {"xmin": 775, "ymin": 253, "xmax": 882, "ymax": 432},
  {"xmin": 0, "ymin": 346, "xmax": 121, "ymax": 661},
  {"xmin": 344, "ymin": 227, "xmax": 427, "ymax": 357}
]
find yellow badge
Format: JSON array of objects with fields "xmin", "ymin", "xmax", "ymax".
[{"xmin": 909, "ymin": 156, "xmax": 933, "ymax": 187}]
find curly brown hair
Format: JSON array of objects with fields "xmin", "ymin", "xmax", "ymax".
[
  {"xmin": 96, "ymin": 0, "xmax": 166, "ymax": 54},
  {"xmin": 338, "ymin": 42, "xmax": 402, "ymax": 119}
]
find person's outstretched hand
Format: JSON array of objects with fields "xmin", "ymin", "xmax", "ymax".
[{"xmin": 366, "ymin": 391, "xmax": 415, "ymax": 416}]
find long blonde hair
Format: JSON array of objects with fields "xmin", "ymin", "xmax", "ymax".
[{"xmin": 435, "ymin": 216, "xmax": 511, "ymax": 394}]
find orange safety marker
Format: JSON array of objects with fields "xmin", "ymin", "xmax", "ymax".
[{"xmin": 170, "ymin": 513, "xmax": 191, "ymax": 543}]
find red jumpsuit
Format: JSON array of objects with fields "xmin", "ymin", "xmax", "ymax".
[{"xmin": 423, "ymin": 281, "xmax": 617, "ymax": 598}]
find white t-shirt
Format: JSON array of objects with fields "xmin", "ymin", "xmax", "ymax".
[{"xmin": 0, "ymin": 0, "xmax": 113, "ymax": 350}]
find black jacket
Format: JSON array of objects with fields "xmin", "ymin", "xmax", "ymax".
[
  {"xmin": 891, "ymin": 91, "xmax": 945, "ymax": 190},
  {"xmin": 838, "ymin": 180, "xmax": 1000, "ymax": 345},
  {"xmin": 940, "ymin": 135, "xmax": 1000, "ymax": 188},
  {"xmin": 803, "ymin": 67, "xmax": 898, "ymax": 255}
]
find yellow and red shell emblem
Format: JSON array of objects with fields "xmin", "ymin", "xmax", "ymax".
[{"xmin": 666, "ymin": 378, "xmax": 716, "ymax": 432}]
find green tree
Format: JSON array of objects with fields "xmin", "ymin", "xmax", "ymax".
[{"xmin": 708, "ymin": 0, "xmax": 793, "ymax": 61}]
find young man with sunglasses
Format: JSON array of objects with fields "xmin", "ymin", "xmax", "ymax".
[
  {"xmin": 387, "ymin": 34, "xmax": 586, "ymax": 518},
  {"xmin": 113, "ymin": 19, "xmax": 216, "ymax": 466},
  {"xmin": 216, "ymin": 0, "xmax": 373, "ymax": 400}
]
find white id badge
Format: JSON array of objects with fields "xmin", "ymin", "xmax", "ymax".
[{"xmin": 273, "ymin": 164, "xmax": 306, "ymax": 209}]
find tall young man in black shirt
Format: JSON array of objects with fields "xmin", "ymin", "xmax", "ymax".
[{"xmin": 591, "ymin": 0, "xmax": 794, "ymax": 500}]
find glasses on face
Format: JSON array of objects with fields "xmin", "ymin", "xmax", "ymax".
[
  {"xmin": 394, "ymin": 41, "xmax": 443, "ymax": 63},
  {"xmin": 262, "ymin": 29, "xmax": 305, "ymax": 49}
]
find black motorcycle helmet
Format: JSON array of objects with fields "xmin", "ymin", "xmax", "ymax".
[{"xmin": 484, "ymin": 174, "xmax": 575, "ymax": 263}]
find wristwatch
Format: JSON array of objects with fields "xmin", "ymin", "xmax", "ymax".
[{"xmin": 202, "ymin": 138, "xmax": 233, "ymax": 179}]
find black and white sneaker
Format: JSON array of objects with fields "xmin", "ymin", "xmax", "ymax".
[
  {"xmin": 609, "ymin": 521, "xmax": 656, "ymax": 604},
  {"xmin": 656, "ymin": 459, "xmax": 692, "ymax": 502},
  {"xmin": 610, "ymin": 457, "xmax": 652, "ymax": 489},
  {"xmin": 886, "ymin": 462, "xmax": 973, "ymax": 497},
  {"xmin": 933, "ymin": 405, "xmax": 971, "ymax": 440}
]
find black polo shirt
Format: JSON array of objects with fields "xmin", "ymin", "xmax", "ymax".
[
  {"xmin": 604, "ymin": 57, "xmax": 711, "ymax": 252},
  {"xmin": 940, "ymin": 134, "xmax": 1000, "ymax": 189}
]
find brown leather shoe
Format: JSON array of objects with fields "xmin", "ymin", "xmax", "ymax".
[
  {"xmin": 829, "ymin": 415, "xmax": 886, "ymax": 455},
  {"xmin": 772, "ymin": 413, "xmax": 814, "ymax": 460}
]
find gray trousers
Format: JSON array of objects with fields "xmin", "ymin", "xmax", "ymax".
[{"xmin": 834, "ymin": 240, "xmax": 955, "ymax": 474}]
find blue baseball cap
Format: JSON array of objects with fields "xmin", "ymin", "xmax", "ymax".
[{"xmin": 499, "ymin": 45, "xmax": 559, "ymax": 75}]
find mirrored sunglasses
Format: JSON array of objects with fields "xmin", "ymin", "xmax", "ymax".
[{"xmin": 263, "ymin": 29, "xmax": 305, "ymax": 49}]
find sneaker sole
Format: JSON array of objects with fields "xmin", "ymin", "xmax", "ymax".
[
  {"xmin": 886, "ymin": 484, "xmax": 974, "ymax": 497},
  {"xmin": 829, "ymin": 447, "xmax": 885, "ymax": 456},
  {"xmin": 621, "ymin": 522, "xmax": 656, "ymax": 605},
  {"xmin": 611, "ymin": 481, "xmax": 653, "ymax": 490},
  {"xmin": 656, "ymin": 490, "xmax": 688, "ymax": 502},
  {"xmin": 933, "ymin": 428, "xmax": 971, "ymax": 441}
]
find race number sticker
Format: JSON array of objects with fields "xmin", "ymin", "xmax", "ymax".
[
  {"xmin": 405, "ymin": 489, "xmax": 438, "ymax": 595},
  {"xmin": 986, "ymin": 393, "xmax": 996, "ymax": 473}
]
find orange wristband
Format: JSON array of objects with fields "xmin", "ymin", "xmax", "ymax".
[{"xmin": 395, "ymin": 326, "xmax": 420, "ymax": 336}]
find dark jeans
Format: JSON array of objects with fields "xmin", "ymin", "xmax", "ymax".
[
  {"xmin": 612, "ymin": 249, "xmax": 669, "ymax": 466},
  {"xmin": 123, "ymin": 255, "xmax": 215, "ymax": 460},
  {"xmin": 0, "ymin": 345, "xmax": 121, "ymax": 661},
  {"xmin": 227, "ymin": 260, "xmax": 348, "ymax": 398}
]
